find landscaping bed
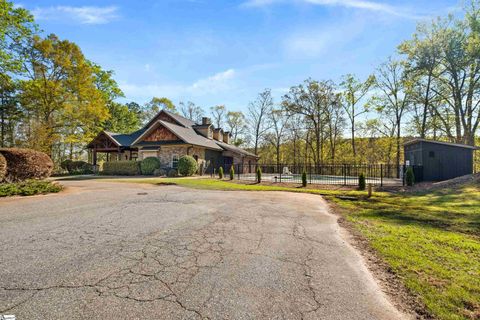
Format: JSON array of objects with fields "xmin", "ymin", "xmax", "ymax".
[{"xmin": 0, "ymin": 180, "xmax": 63, "ymax": 197}]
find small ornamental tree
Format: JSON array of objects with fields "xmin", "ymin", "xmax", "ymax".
[
  {"xmin": 256, "ymin": 167, "xmax": 262, "ymax": 183},
  {"xmin": 406, "ymin": 167, "xmax": 415, "ymax": 186},
  {"xmin": 218, "ymin": 166, "xmax": 224, "ymax": 179},
  {"xmin": 178, "ymin": 155, "xmax": 197, "ymax": 176},
  {"xmin": 229, "ymin": 165, "xmax": 234, "ymax": 180},
  {"xmin": 358, "ymin": 173, "xmax": 366, "ymax": 190},
  {"xmin": 140, "ymin": 157, "xmax": 160, "ymax": 175},
  {"xmin": 302, "ymin": 169, "xmax": 307, "ymax": 187}
]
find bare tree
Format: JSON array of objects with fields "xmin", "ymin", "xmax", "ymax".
[
  {"xmin": 326, "ymin": 100, "xmax": 346, "ymax": 163},
  {"xmin": 247, "ymin": 89, "xmax": 273, "ymax": 155},
  {"xmin": 373, "ymin": 57, "xmax": 411, "ymax": 172},
  {"xmin": 340, "ymin": 74, "xmax": 375, "ymax": 160},
  {"xmin": 226, "ymin": 111, "xmax": 246, "ymax": 145},
  {"xmin": 266, "ymin": 108, "xmax": 290, "ymax": 167},
  {"xmin": 283, "ymin": 79, "xmax": 338, "ymax": 166},
  {"xmin": 180, "ymin": 101, "xmax": 204, "ymax": 123},
  {"xmin": 210, "ymin": 105, "xmax": 226, "ymax": 128}
]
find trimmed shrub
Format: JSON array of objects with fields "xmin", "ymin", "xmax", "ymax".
[
  {"xmin": 302, "ymin": 170, "xmax": 307, "ymax": 187},
  {"xmin": 178, "ymin": 156, "xmax": 198, "ymax": 176},
  {"xmin": 167, "ymin": 168, "xmax": 178, "ymax": 177},
  {"xmin": 0, "ymin": 148, "xmax": 53, "ymax": 182},
  {"xmin": 256, "ymin": 167, "xmax": 262, "ymax": 183},
  {"xmin": 406, "ymin": 167, "xmax": 415, "ymax": 186},
  {"xmin": 60, "ymin": 159, "xmax": 73, "ymax": 171},
  {"xmin": 0, "ymin": 180, "xmax": 63, "ymax": 197},
  {"xmin": 140, "ymin": 157, "xmax": 161, "ymax": 175},
  {"xmin": 61, "ymin": 160, "xmax": 93, "ymax": 174},
  {"xmin": 102, "ymin": 161, "xmax": 140, "ymax": 175},
  {"xmin": 218, "ymin": 166, "xmax": 224, "ymax": 179},
  {"xmin": 229, "ymin": 165, "xmax": 234, "ymax": 180},
  {"xmin": 358, "ymin": 173, "xmax": 366, "ymax": 190},
  {"xmin": 153, "ymin": 168, "xmax": 167, "ymax": 176},
  {"xmin": 0, "ymin": 153, "xmax": 6, "ymax": 182}
]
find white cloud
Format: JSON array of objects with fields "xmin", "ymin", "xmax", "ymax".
[
  {"xmin": 242, "ymin": 0, "xmax": 425, "ymax": 19},
  {"xmin": 32, "ymin": 6, "xmax": 120, "ymax": 24},
  {"xmin": 120, "ymin": 69, "xmax": 237, "ymax": 102},
  {"xmin": 191, "ymin": 69, "xmax": 236, "ymax": 92},
  {"xmin": 283, "ymin": 18, "xmax": 365, "ymax": 59}
]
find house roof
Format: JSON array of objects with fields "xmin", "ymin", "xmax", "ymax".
[
  {"xmin": 215, "ymin": 140, "xmax": 258, "ymax": 158},
  {"xmin": 404, "ymin": 138, "xmax": 479, "ymax": 150},
  {"xmin": 144, "ymin": 109, "xmax": 197, "ymax": 129},
  {"xmin": 104, "ymin": 129, "xmax": 147, "ymax": 147},
  {"xmin": 89, "ymin": 109, "xmax": 258, "ymax": 157},
  {"xmin": 159, "ymin": 120, "xmax": 223, "ymax": 151}
]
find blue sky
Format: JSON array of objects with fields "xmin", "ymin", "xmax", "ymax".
[{"xmin": 20, "ymin": 0, "xmax": 458, "ymax": 113}]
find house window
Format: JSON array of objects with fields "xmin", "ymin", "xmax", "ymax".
[
  {"xmin": 429, "ymin": 151, "xmax": 435, "ymax": 158},
  {"xmin": 193, "ymin": 155, "xmax": 198, "ymax": 162},
  {"xmin": 172, "ymin": 155, "xmax": 179, "ymax": 168}
]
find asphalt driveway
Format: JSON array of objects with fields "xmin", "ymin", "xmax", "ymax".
[{"xmin": 0, "ymin": 180, "xmax": 406, "ymax": 319}]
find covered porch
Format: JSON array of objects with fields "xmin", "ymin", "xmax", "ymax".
[{"xmin": 87, "ymin": 132, "xmax": 138, "ymax": 166}]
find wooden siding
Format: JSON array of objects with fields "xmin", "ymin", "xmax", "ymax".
[
  {"xmin": 150, "ymin": 112, "xmax": 177, "ymax": 126},
  {"xmin": 143, "ymin": 125, "xmax": 178, "ymax": 142}
]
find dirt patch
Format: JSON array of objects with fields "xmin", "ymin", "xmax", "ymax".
[
  {"xmin": 329, "ymin": 201, "xmax": 434, "ymax": 320},
  {"xmin": 381, "ymin": 173, "xmax": 480, "ymax": 193}
]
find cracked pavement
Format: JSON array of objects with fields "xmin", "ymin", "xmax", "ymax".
[{"xmin": 0, "ymin": 180, "xmax": 406, "ymax": 319}]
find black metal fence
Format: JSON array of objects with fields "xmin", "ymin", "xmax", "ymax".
[{"xmin": 210, "ymin": 164, "xmax": 424, "ymax": 187}]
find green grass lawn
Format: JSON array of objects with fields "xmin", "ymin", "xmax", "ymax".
[{"xmin": 102, "ymin": 176, "xmax": 479, "ymax": 320}]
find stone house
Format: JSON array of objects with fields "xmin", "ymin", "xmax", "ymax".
[{"xmin": 87, "ymin": 109, "xmax": 258, "ymax": 173}]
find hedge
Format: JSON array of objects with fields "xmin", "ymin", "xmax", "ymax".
[
  {"xmin": 0, "ymin": 148, "xmax": 53, "ymax": 182},
  {"xmin": 140, "ymin": 157, "xmax": 161, "ymax": 175},
  {"xmin": 60, "ymin": 159, "xmax": 93, "ymax": 174},
  {"xmin": 178, "ymin": 156, "xmax": 197, "ymax": 176},
  {"xmin": 102, "ymin": 161, "xmax": 140, "ymax": 175},
  {"xmin": 0, "ymin": 153, "xmax": 6, "ymax": 181}
]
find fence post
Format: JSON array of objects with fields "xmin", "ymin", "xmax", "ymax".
[
  {"xmin": 380, "ymin": 164, "xmax": 383, "ymax": 187},
  {"xmin": 343, "ymin": 164, "xmax": 347, "ymax": 186}
]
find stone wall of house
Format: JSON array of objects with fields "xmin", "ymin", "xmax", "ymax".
[{"xmin": 157, "ymin": 145, "xmax": 207, "ymax": 170}]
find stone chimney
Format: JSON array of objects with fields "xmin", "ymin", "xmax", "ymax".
[
  {"xmin": 193, "ymin": 118, "xmax": 213, "ymax": 138},
  {"xmin": 223, "ymin": 131, "xmax": 231, "ymax": 144},
  {"xmin": 213, "ymin": 128, "xmax": 223, "ymax": 142}
]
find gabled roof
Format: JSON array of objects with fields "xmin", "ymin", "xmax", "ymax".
[
  {"xmin": 159, "ymin": 120, "xmax": 223, "ymax": 151},
  {"xmin": 144, "ymin": 109, "xmax": 197, "ymax": 129},
  {"xmin": 404, "ymin": 138, "xmax": 479, "ymax": 150},
  {"xmin": 131, "ymin": 120, "xmax": 223, "ymax": 151},
  {"xmin": 104, "ymin": 129, "xmax": 147, "ymax": 147}
]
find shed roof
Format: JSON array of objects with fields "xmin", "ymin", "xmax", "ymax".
[
  {"xmin": 404, "ymin": 138, "xmax": 479, "ymax": 150},
  {"xmin": 215, "ymin": 140, "xmax": 259, "ymax": 158}
]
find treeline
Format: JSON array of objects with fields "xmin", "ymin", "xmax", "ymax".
[
  {"xmin": 0, "ymin": 1, "xmax": 177, "ymax": 162},
  {"xmin": 240, "ymin": 2, "xmax": 480, "ymax": 166},
  {"xmin": 2, "ymin": 0, "xmax": 480, "ymax": 168}
]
